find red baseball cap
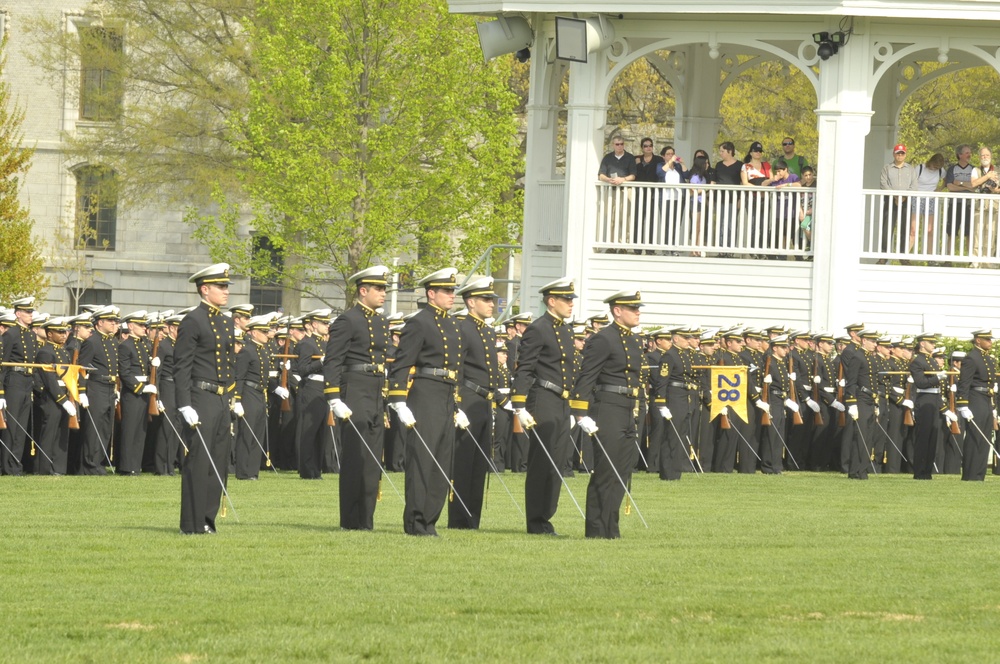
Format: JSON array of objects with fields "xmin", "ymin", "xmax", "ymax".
[{"xmin": 893, "ymin": 144, "xmax": 906, "ymax": 154}]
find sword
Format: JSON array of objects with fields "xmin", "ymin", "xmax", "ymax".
[
  {"xmin": 192, "ymin": 424, "xmax": 239, "ymax": 522},
  {"xmin": 459, "ymin": 424, "xmax": 524, "ymax": 518},
  {"xmin": 84, "ymin": 408, "xmax": 116, "ymax": 473},
  {"xmin": 569, "ymin": 430, "xmax": 591, "ymax": 474},
  {"xmin": 874, "ymin": 418, "xmax": 910, "ymax": 464},
  {"xmin": 590, "ymin": 431, "xmax": 649, "ymax": 528},
  {"xmin": 157, "ymin": 403, "xmax": 190, "ymax": 455},
  {"xmin": 852, "ymin": 418, "xmax": 878, "ymax": 475},
  {"xmin": 665, "ymin": 417, "xmax": 699, "ymax": 474},
  {"xmin": 238, "ymin": 416, "xmax": 279, "ymax": 474},
  {"xmin": 524, "ymin": 428, "xmax": 586, "ymax": 520},
  {"xmin": 4, "ymin": 408, "xmax": 54, "ymax": 466},
  {"xmin": 0, "ymin": 420, "xmax": 19, "ymax": 462},
  {"xmin": 327, "ymin": 424, "xmax": 342, "ymax": 469},
  {"xmin": 729, "ymin": 419, "xmax": 762, "ymax": 461},
  {"xmin": 967, "ymin": 417, "xmax": 1000, "ymax": 462},
  {"xmin": 409, "ymin": 423, "xmax": 472, "ymax": 518},
  {"xmin": 343, "ymin": 415, "xmax": 403, "ymax": 503}
]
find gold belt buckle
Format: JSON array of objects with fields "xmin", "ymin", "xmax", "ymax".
[
  {"xmin": 447, "ymin": 370, "xmax": 457, "ymax": 380},
  {"xmin": 561, "ymin": 390, "xmax": 570, "ymax": 399},
  {"xmin": 376, "ymin": 363, "xmax": 385, "ymax": 372},
  {"xmin": 486, "ymin": 391, "xmax": 494, "ymax": 400}
]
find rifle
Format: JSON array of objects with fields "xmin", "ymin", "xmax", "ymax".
[
  {"xmin": 147, "ymin": 333, "xmax": 161, "ymax": 417},
  {"xmin": 837, "ymin": 360, "xmax": 846, "ymax": 427},
  {"xmin": 68, "ymin": 347, "xmax": 81, "ymax": 430},
  {"xmin": 947, "ymin": 373, "xmax": 961, "ymax": 435},
  {"xmin": 761, "ymin": 353, "xmax": 772, "ymax": 427},
  {"xmin": 903, "ymin": 377, "xmax": 915, "ymax": 427},
  {"xmin": 812, "ymin": 352, "xmax": 823, "ymax": 426},
  {"xmin": 279, "ymin": 334, "xmax": 292, "ymax": 413},
  {"xmin": 788, "ymin": 354, "xmax": 803, "ymax": 425}
]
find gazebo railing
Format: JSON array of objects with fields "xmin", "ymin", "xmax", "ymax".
[
  {"xmin": 596, "ymin": 182, "xmax": 814, "ymax": 257},
  {"xmin": 861, "ymin": 189, "xmax": 1000, "ymax": 265}
]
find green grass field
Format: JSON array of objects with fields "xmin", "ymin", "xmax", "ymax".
[{"xmin": 3, "ymin": 469, "xmax": 999, "ymax": 663}]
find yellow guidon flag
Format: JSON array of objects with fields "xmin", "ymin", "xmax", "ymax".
[{"xmin": 709, "ymin": 366, "xmax": 748, "ymax": 424}]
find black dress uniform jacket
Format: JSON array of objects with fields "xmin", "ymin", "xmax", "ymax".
[
  {"xmin": 35, "ymin": 341, "xmax": 73, "ymax": 474},
  {"xmin": 77, "ymin": 330, "xmax": 118, "ymax": 475}
]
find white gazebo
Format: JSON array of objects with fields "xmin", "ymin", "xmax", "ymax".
[{"xmin": 451, "ymin": 1, "xmax": 1000, "ymax": 335}]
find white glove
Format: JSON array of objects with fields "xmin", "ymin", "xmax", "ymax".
[
  {"xmin": 141, "ymin": 384, "xmax": 157, "ymax": 395},
  {"xmin": 907, "ymin": 376, "xmax": 914, "ymax": 384},
  {"xmin": 455, "ymin": 409, "xmax": 470, "ymax": 429},
  {"xmin": 233, "ymin": 401, "xmax": 245, "ymax": 418},
  {"xmin": 156, "ymin": 400, "xmax": 165, "ymax": 413},
  {"xmin": 61, "ymin": 401, "xmax": 77, "ymax": 417},
  {"xmin": 179, "ymin": 405, "xmax": 200, "ymax": 427},
  {"xmin": 959, "ymin": 406, "xmax": 974, "ymax": 420},
  {"xmin": 516, "ymin": 408, "xmax": 536, "ymax": 430},
  {"xmin": 273, "ymin": 386, "xmax": 290, "ymax": 400},
  {"xmin": 330, "ymin": 399, "xmax": 352, "ymax": 419},
  {"xmin": 784, "ymin": 398, "xmax": 799, "ymax": 413},
  {"xmin": 874, "ymin": 406, "xmax": 880, "ymax": 418},
  {"xmin": 763, "ymin": 374, "xmax": 773, "ymax": 385},
  {"xmin": 949, "ymin": 383, "xmax": 957, "ymax": 393},
  {"xmin": 944, "ymin": 410, "xmax": 958, "ymax": 425},
  {"xmin": 78, "ymin": 394, "xmax": 89, "ymax": 409},
  {"xmin": 283, "ymin": 360, "xmax": 292, "ymax": 371},
  {"xmin": 115, "ymin": 391, "xmax": 120, "ymax": 404},
  {"xmin": 936, "ymin": 371, "xmax": 947, "ymax": 381},
  {"xmin": 813, "ymin": 375, "xmax": 822, "ymax": 384},
  {"xmin": 390, "ymin": 402, "xmax": 416, "ymax": 427},
  {"xmin": 503, "ymin": 402, "xmax": 514, "ymax": 412},
  {"xmin": 902, "ymin": 399, "xmax": 914, "ymax": 409},
  {"xmin": 831, "ymin": 400, "xmax": 846, "ymax": 412},
  {"xmin": 577, "ymin": 416, "xmax": 599, "ymax": 434},
  {"xmin": 659, "ymin": 406, "xmax": 672, "ymax": 420},
  {"xmin": 0, "ymin": 397, "xmax": 5, "ymax": 410},
  {"xmin": 755, "ymin": 399, "xmax": 770, "ymax": 414},
  {"xmin": 838, "ymin": 379, "xmax": 846, "ymax": 388},
  {"xmin": 993, "ymin": 409, "xmax": 998, "ymax": 420},
  {"xmin": 805, "ymin": 397, "xmax": 820, "ymax": 413},
  {"xmin": 994, "ymin": 383, "xmax": 998, "ymax": 393},
  {"xmin": 788, "ymin": 372, "xmax": 797, "ymax": 382},
  {"xmin": 847, "ymin": 404, "xmax": 859, "ymax": 420},
  {"xmin": 150, "ymin": 356, "xmax": 161, "ymax": 368},
  {"xmin": 892, "ymin": 387, "xmax": 904, "ymax": 395}
]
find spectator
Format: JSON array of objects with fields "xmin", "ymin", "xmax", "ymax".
[
  {"xmin": 741, "ymin": 141, "xmax": 772, "ymax": 249},
  {"xmin": 633, "ymin": 137, "xmax": 663, "ymax": 246},
  {"xmin": 779, "ymin": 137, "xmax": 809, "ymax": 176},
  {"xmin": 656, "ymin": 147, "xmax": 683, "ymax": 246},
  {"xmin": 910, "ymin": 153, "xmax": 945, "ymax": 253},
  {"xmin": 687, "ymin": 153, "xmax": 714, "ymax": 256},
  {"xmin": 715, "ymin": 141, "xmax": 742, "ymax": 249},
  {"xmin": 879, "ymin": 143, "xmax": 918, "ymax": 259},
  {"xmin": 972, "ymin": 146, "xmax": 1000, "ymax": 264},
  {"xmin": 943, "ymin": 144, "xmax": 979, "ymax": 251},
  {"xmin": 799, "ymin": 166, "xmax": 816, "ymax": 246},
  {"xmin": 768, "ymin": 159, "xmax": 801, "ymax": 252},
  {"xmin": 597, "ymin": 134, "xmax": 636, "ymax": 246}
]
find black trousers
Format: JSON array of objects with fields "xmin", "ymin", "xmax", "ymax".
[
  {"xmin": 761, "ymin": 395, "xmax": 786, "ymax": 474},
  {"xmin": 339, "ymin": 373, "xmax": 385, "ymax": 530},
  {"xmin": 1, "ymin": 374, "xmax": 33, "ymax": 475},
  {"xmin": 912, "ymin": 395, "xmax": 941, "ymax": 479},
  {"xmin": 493, "ymin": 407, "xmax": 511, "ymax": 472},
  {"xmin": 660, "ymin": 388, "xmax": 690, "ymax": 480},
  {"xmin": 235, "ymin": 388, "xmax": 267, "ymax": 479},
  {"xmin": 80, "ymin": 382, "xmax": 115, "ymax": 475},
  {"xmin": 179, "ymin": 387, "xmax": 231, "ymax": 534},
  {"xmin": 962, "ymin": 392, "xmax": 993, "ymax": 481},
  {"xmin": 882, "ymin": 402, "xmax": 906, "ymax": 473},
  {"xmin": 36, "ymin": 396, "xmax": 69, "ymax": 475},
  {"xmin": 295, "ymin": 381, "xmax": 328, "ymax": 479},
  {"xmin": 585, "ymin": 395, "xmax": 638, "ymax": 539},
  {"xmin": 403, "ymin": 378, "xmax": 455, "ymax": 536},
  {"xmin": 645, "ymin": 404, "xmax": 664, "ymax": 473},
  {"xmin": 847, "ymin": 399, "xmax": 876, "ymax": 480},
  {"xmin": 524, "ymin": 387, "xmax": 569, "ymax": 534},
  {"xmin": 154, "ymin": 379, "xmax": 181, "ymax": 475},
  {"xmin": 739, "ymin": 403, "xmax": 763, "ymax": 474},
  {"xmin": 713, "ymin": 408, "xmax": 748, "ymax": 473},
  {"xmin": 383, "ymin": 408, "xmax": 406, "ymax": 472},
  {"xmin": 449, "ymin": 388, "xmax": 493, "ymax": 529},
  {"xmin": 118, "ymin": 391, "xmax": 148, "ymax": 474}
]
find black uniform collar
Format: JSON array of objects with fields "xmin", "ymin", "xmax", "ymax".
[
  {"xmin": 200, "ymin": 300, "xmax": 222, "ymax": 316},
  {"xmin": 428, "ymin": 303, "xmax": 448, "ymax": 317},
  {"xmin": 614, "ymin": 321, "xmax": 632, "ymax": 336},
  {"xmin": 358, "ymin": 302, "xmax": 376, "ymax": 316}
]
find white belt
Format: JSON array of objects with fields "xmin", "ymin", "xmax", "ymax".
[
  {"xmin": 135, "ymin": 375, "xmax": 148, "ymax": 382},
  {"xmin": 308, "ymin": 374, "xmax": 324, "ymax": 382},
  {"xmin": 916, "ymin": 388, "xmax": 939, "ymax": 394}
]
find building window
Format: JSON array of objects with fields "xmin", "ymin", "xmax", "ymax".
[
  {"xmin": 72, "ymin": 287, "xmax": 112, "ymax": 313},
  {"xmin": 75, "ymin": 165, "xmax": 117, "ymax": 250},
  {"xmin": 79, "ymin": 26, "xmax": 123, "ymax": 122},
  {"xmin": 249, "ymin": 235, "xmax": 283, "ymax": 313}
]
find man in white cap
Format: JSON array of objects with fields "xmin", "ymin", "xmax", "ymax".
[
  {"xmin": 294, "ymin": 308, "xmax": 333, "ymax": 479},
  {"xmin": 77, "ymin": 305, "xmax": 121, "ymax": 475},
  {"xmin": 153, "ymin": 313, "xmax": 184, "ymax": 475},
  {"xmin": 449, "ymin": 276, "xmax": 500, "ymax": 530},
  {"xmin": 175, "ymin": 263, "xmax": 236, "ymax": 534},
  {"xmin": 387, "ymin": 267, "xmax": 462, "ymax": 536},
  {"xmin": 956, "ymin": 329, "xmax": 997, "ymax": 481},
  {"xmin": 0, "ymin": 297, "xmax": 39, "ymax": 475},
  {"xmin": 511, "ymin": 277, "xmax": 578, "ymax": 535},
  {"xmin": 234, "ymin": 315, "xmax": 274, "ymax": 480},
  {"xmin": 324, "ymin": 266, "xmax": 391, "ymax": 529},
  {"xmin": 570, "ymin": 289, "xmax": 645, "ymax": 539},
  {"xmin": 118, "ymin": 311, "xmax": 156, "ymax": 475},
  {"xmin": 35, "ymin": 317, "xmax": 77, "ymax": 475}
]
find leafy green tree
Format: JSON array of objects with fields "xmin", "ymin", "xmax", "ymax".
[{"xmin": 0, "ymin": 45, "xmax": 47, "ymax": 302}]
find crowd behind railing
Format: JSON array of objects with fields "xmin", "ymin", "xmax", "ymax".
[{"xmin": 594, "ymin": 135, "xmax": 1000, "ymax": 266}]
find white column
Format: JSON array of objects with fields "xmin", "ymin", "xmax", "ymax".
[
  {"xmin": 811, "ymin": 28, "xmax": 874, "ymax": 330},
  {"xmin": 865, "ymin": 79, "xmax": 898, "ymax": 189},
  {"xmin": 673, "ymin": 45, "xmax": 724, "ymax": 160},
  {"xmin": 562, "ymin": 54, "xmax": 608, "ymax": 306}
]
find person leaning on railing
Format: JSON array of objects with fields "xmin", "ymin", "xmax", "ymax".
[
  {"xmin": 879, "ymin": 144, "xmax": 918, "ymax": 260},
  {"xmin": 909, "ymin": 153, "xmax": 945, "ymax": 254},
  {"xmin": 598, "ymin": 134, "xmax": 636, "ymax": 246},
  {"xmin": 972, "ymin": 146, "xmax": 1000, "ymax": 264}
]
